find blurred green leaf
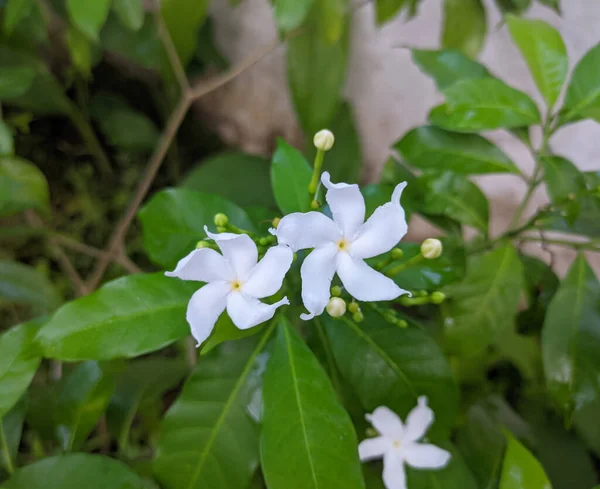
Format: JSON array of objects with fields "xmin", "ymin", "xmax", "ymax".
[
  {"xmin": 94, "ymin": 106, "xmax": 159, "ymax": 152},
  {"xmin": 507, "ymin": 16, "xmax": 567, "ymax": 108},
  {"xmin": 323, "ymin": 312, "xmax": 458, "ymax": 439},
  {"xmin": 261, "ymin": 319, "xmax": 365, "ymax": 489},
  {"xmin": 274, "ymin": 0, "xmax": 314, "ymax": 32},
  {"xmin": 316, "ymin": 0, "xmax": 347, "ymax": 44},
  {"xmin": 562, "ymin": 43, "xmax": 600, "ymax": 123},
  {"xmin": 430, "ymin": 78, "xmax": 541, "ymax": 131},
  {"xmin": 442, "ymin": 0, "xmax": 486, "ymax": 58},
  {"xmin": 67, "ymin": 25, "xmax": 93, "ymax": 78},
  {"xmin": 2, "ymin": 0, "xmax": 47, "ymax": 52},
  {"xmin": 499, "ymin": 433, "xmax": 551, "ymax": 489},
  {"xmin": 0, "ymin": 122, "xmax": 14, "ymax": 156},
  {"xmin": 0, "ymin": 397, "xmax": 26, "ymax": 475},
  {"xmin": 161, "ymin": 0, "xmax": 209, "ymax": 65},
  {"xmin": 0, "ymin": 260, "xmax": 60, "ymax": 313},
  {"xmin": 443, "ymin": 244, "xmax": 523, "ymax": 355},
  {"xmin": 0, "ymin": 65, "xmax": 36, "ymax": 99},
  {"xmin": 36, "ymin": 273, "xmax": 197, "ymax": 361},
  {"xmin": 66, "ymin": 0, "xmax": 111, "ymax": 41},
  {"xmin": 375, "ymin": 0, "xmax": 408, "ymax": 24},
  {"xmin": 2, "ymin": 0, "xmax": 33, "ymax": 34},
  {"xmin": 395, "ymin": 126, "xmax": 519, "ymax": 174},
  {"xmin": 537, "ymin": 0, "xmax": 560, "ymax": 13},
  {"xmin": 0, "ymin": 156, "xmax": 49, "ymax": 216},
  {"xmin": 270, "ymin": 139, "xmax": 313, "ymax": 215},
  {"xmin": 113, "ymin": 0, "xmax": 144, "ymax": 31},
  {"xmin": 1, "ymin": 454, "xmax": 145, "ymax": 488},
  {"xmin": 495, "ymin": 0, "xmax": 531, "ymax": 13},
  {"xmin": 573, "ymin": 397, "xmax": 600, "ymax": 458},
  {"xmin": 154, "ymin": 331, "xmax": 272, "ymax": 489},
  {"xmin": 183, "ymin": 152, "xmax": 276, "ymax": 208},
  {"xmin": 540, "ymin": 195, "xmax": 600, "ymax": 238},
  {"xmin": 542, "ymin": 156, "xmax": 586, "ymax": 203}
]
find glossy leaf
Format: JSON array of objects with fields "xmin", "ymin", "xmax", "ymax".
[
  {"xmin": 443, "ymin": 244, "xmax": 523, "ymax": 355},
  {"xmin": 113, "ymin": 0, "xmax": 144, "ymax": 31},
  {"xmin": 274, "ymin": 0, "xmax": 314, "ymax": 32},
  {"xmin": 3, "ymin": 0, "xmax": 34, "ymax": 34},
  {"xmin": 374, "ymin": 0, "xmax": 408, "ymax": 24},
  {"xmin": 154, "ymin": 328, "xmax": 274, "ymax": 489},
  {"xmin": 442, "ymin": 0, "xmax": 486, "ymax": 58},
  {"xmin": 1, "ymin": 454, "xmax": 145, "ymax": 489},
  {"xmin": 270, "ymin": 139, "xmax": 313, "ymax": 215},
  {"xmin": 138, "ymin": 189, "xmax": 255, "ymax": 269},
  {"xmin": 562, "ymin": 43, "xmax": 600, "ymax": 123},
  {"xmin": 0, "ymin": 156, "xmax": 49, "ymax": 216},
  {"xmin": 395, "ymin": 126, "xmax": 519, "ymax": 174},
  {"xmin": 0, "ymin": 260, "xmax": 60, "ymax": 313},
  {"xmin": 161, "ymin": 0, "xmax": 210, "ymax": 65},
  {"xmin": 499, "ymin": 433, "xmax": 552, "ymax": 489},
  {"xmin": 66, "ymin": 0, "xmax": 111, "ymax": 41},
  {"xmin": 261, "ymin": 319, "xmax": 365, "ymax": 489},
  {"xmin": 36, "ymin": 273, "xmax": 197, "ymax": 361},
  {"xmin": 542, "ymin": 254, "xmax": 600, "ymax": 416},
  {"xmin": 0, "ymin": 397, "xmax": 26, "ymax": 475},
  {"xmin": 507, "ymin": 16, "xmax": 568, "ymax": 108},
  {"xmin": 323, "ymin": 312, "xmax": 458, "ymax": 438}
]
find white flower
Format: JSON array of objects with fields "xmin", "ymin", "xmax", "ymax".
[
  {"xmin": 272, "ymin": 171, "xmax": 409, "ymax": 319},
  {"xmin": 166, "ymin": 227, "xmax": 293, "ymax": 346},
  {"xmin": 359, "ymin": 398, "xmax": 451, "ymax": 489}
]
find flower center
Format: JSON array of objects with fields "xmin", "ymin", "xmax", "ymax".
[
  {"xmin": 393, "ymin": 440, "xmax": 401, "ymax": 449},
  {"xmin": 230, "ymin": 279, "xmax": 242, "ymax": 292},
  {"xmin": 337, "ymin": 238, "xmax": 350, "ymax": 252}
]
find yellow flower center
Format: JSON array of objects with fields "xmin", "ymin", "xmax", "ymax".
[
  {"xmin": 231, "ymin": 280, "xmax": 242, "ymax": 292},
  {"xmin": 393, "ymin": 440, "xmax": 401, "ymax": 449},
  {"xmin": 337, "ymin": 238, "xmax": 349, "ymax": 252}
]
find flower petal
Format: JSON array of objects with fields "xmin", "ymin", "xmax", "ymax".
[
  {"xmin": 358, "ymin": 437, "xmax": 391, "ymax": 462},
  {"xmin": 205, "ymin": 227, "xmax": 258, "ymax": 280},
  {"xmin": 274, "ymin": 212, "xmax": 340, "ymax": 251},
  {"xmin": 165, "ymin": 248, "xmax": 234, "ymax": 282},
  {"xmin": 404, "ymin": 443, "xmax": 451, "ymax": 469},
  {"xmin": 227, "ymin": 293, "xmax": 290, "ymax": 330},
  {"xmin": 383, "ymin": 451, "xmax": 407, "ymax": 489},
  {"xmin": 403, "ymin": 396, "xmax": 434, "ymax": 443},
  {"xmin": 299, "ymin": 243, "xmax": 338, "ymax": 320},
  {"xmin": 337, "ymin": 253, "xmax": 407, "ymax": 301},
  {"xmin": 351, "ymin": 182, "xmax": 408, "ymax": 259},
  {"xmin": 243, "ymin": 245, "xmax": 293, "ymax": 299},
  {"xmin": 366, "ymin": 406, "xmax": 404, "ymax": 439},
  {"xmin": 322, "ymin": 171, "xmax": 365, "ymax": 238},
  {"xmin": 186, "ymin": 282, "xmax": 230, "ymax": 346}
]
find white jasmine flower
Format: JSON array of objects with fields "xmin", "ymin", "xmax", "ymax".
[
  {"xmin": 359, "ymin": 398, "xmax": 451, "ymax": 489},
  {"xmin": 272, "ymin": 171, "xmax": 409, "ymax": 319},
  {"xmin": 166, "ymin": 227, "xmax": 293, "ymax": 346}
]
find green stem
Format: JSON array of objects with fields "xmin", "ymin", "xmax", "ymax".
[
  {"xmin": 67, "ymin": 104, "xmax": 113, "ymax": 176},
  {"xmin": 518, "ymin": 235, "xmax": 600, "ymax": 251},
  {"xmin": 0, "ymin": 422, "xmax": 14, "ymax": 475},
  {"xmin": 385, "ymin": 254, "xmax": 424, "ymax": 277},
  {"xmin": 308, "ymin": 149, "xmax": 325, "ymax": 204}
]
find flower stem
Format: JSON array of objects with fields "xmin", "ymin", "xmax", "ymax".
[
  {"xmin": 308, "ymin": 149, "xmax": 325, "ymax": 204},
  {"xmin": 385, "ymin": 254, "xmax": 424, "ymax": 277}
]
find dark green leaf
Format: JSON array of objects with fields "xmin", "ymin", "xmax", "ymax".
[
  {"xmin": 0, "ymin": 65, "xmax": 36, "ymax": 99},
  {"xmin": 1, "ymin": 454, "xmax": 145, "ymax": 488},
  {"xmin": 562, "ymin": 43, "xmax": 600, "ymax": 123},
  {"xmin": 573, "ymin": 397, "xmax": 600, "ymax": 458},
  {"xmin": 97, "ymin": 110, "xmax": 159, "ymax": 152},
  {"xmin": 36, "ymin": 273, "xmax": 197, "ymax": 361},
  {"xmin": 540, "ymin": 195, "xmax": 600, "ymax": 238},
  {"xmin": 0, "ymin": 156, "xmax": 49, "ymax": 216},
  {"xmin": 0, "ymin": 121, "xmax": 14, "ymax": 156},
  {"xmin": 274, "ymin": 0, "xmax": 314, "ymax": 32},
  {"xmin": 323, "ymin": 312, "xmax": 458, "ymax": 438},
  {"xmin": 443, "ymin": 244, "xmax": 523, "ymax": 355},
  {"xmin": 499, "ymin": 433, "xmax": 552, "ymax": 489},
  {"xmin": 395, "ymin": 126, "xmax": 519, "ymax": 174},
  {"xmin": 66, "ymin": 0, "xmax": 112, "ymax": 41},
  {"xmin": 138, "ymin": 189, "xmax": 255, "ymax": 269},
  {"xmin": 154, "ymin": 328, "xmax": 274, "ymax": 489},
  {"xmin": 261, "ymin": 319, "xmax": 365, "ymax": 489},
  {"xmin": 2, "ymin": 0, "xmax": 47, "ymax": 52},
  {"xmin": 537, "ymin": 0, "xmax": 560, "ymax": 13},
  {"xmin": 113, "ymin": 0, "xmax": 144, "ymax": 31},
  {"xmin": 67, "ymin": 25, "xmax": 93, "ymax": 78},
  {"xmin": 495, "ymin": 0, "xmax": 531, "ymax": 14},
  {"xmin": 430, "ymin": 78, "xmax": 541, "ymax": 131},
  {"xmin": 270, "ymin": 138, "xmax": 313, "ymax": 215},
  {"xmin": 507, "ymin": 16, "xmax": 567, "ymax": 108},
  {"xmin": 442, "ymin": 0, "xmax": 486, "ymax": 58},
  {"xmin": 161, "ymin": 0, "xmax": 210, "ymax": 65},
  {"xmin": 0, "ymin": 260, "xmax": 60, "ymax": 314},
  {"xmin": 375, "ymin": 0, "xmax": 408, "ymax": 24},
  {"xmin": 0, "ymin": 397, "xmax": 26, "ymax": 475},
  {"xmin": 3, "ymin": 0, "xmax": 34, "ymax": 34}
]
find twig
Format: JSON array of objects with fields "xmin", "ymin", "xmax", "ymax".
[
  {"xmin": 518, "ymin": 235, "xmax": 600, "ymax": 252},
  {"xmin": 154, "ymin": 11, "xmax": 190, "ymax": 92}
]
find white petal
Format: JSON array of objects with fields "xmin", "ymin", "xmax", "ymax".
[
  {"xmin": 366, "ymin": 406, "xmax": 404, "ymax": 439},
  {"xmin": 322, "ymin": 171, "xmax": 365, "ymax": 238},
  {"xmin": 243, "ymin": 245, "xmax": 293, "ymax": 299},
  {"xmin": 204, "ymin": 227, "xmax": 257, "ymax": 280},
  {"xmin": 351, "ymin": 182, "xmax": 408, "ymax": 259},
  {"xmin": 186, "ymin": 282, "xmax": 230, "ymax": 346},
  {"xmin": 358, "ymin": 437, "xmax": 391, "ymax": 462},
  {"xmin": 383, "ymin": 451, "xmax": 407, "ymax": 489},
  {"xmin": 165, "ymin": 248, "xmax": 234, "ymax": 282},
  {"xmin": 337, "ymin": 253, "xmax": 407, "ymax": 302},
  {"xmin": 299, "ymin": 243, "xmax": 338, "ymax": 320},
  {"xmin": 274, "ymin": 212, "xmax": 340, "ymax": 251},
  {"xmin": 403, "ymin": 396, "xmax": 434, "ymax": 443},
  {"xmin": 227, "ymin": 293, "xmax": 290, "ymax": 330},
  {"xmin": 404, "ymin": 443, "xmax": 451, "ymax": 469}
]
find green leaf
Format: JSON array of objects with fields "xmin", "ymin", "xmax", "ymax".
[
  {"xmin": 374, "ymin": 0, "xmax": 408, "ymax": 24},
  {"xmin": 443, "ymin": 244, "xmax": 523, "ymax": 355},
  {"xmin": 113, "ymin": 0, "xmax": 144, "ymax": 31},
  {"xmin": 200, "ymin": 313, "xmax": 266, "ymax": 354},
  {"xmin": 183, "ymin": 152, "xmax": 276, "ymax": 208},
  {"xmin": 56, "ymin": 361, "xmax": 115, "ymax": 451},
  {"xmin": 261, "ymin": 319, "xmax": 365, "ymax": 489},
  {"xmin": 0, "ymin": 121, "xmax": 14, "ymax": 156},
  {"xmin": 411, "ymin": 48, "xmax": 491, "ymax": 90},
  {"xmin": 395, "ymin": 126, "xmax": 519, "ymax": 174},
  {"xmin": 274, "ymin": 0, "xmax": 314, "ymax": 32},
  {"xmin": 66, "ymin": 0, "xmax": 112, "ymax": 41},
  {"xmin": 154, "ymin": 328, "xmax": 274, "ymax": 489},
  {"xmin": 418, "ymin": 172, "xmax": 489, "ymax": 233},
  {"xmin": 0, "ymin": 65, "xmax": 36, "ymax": 99},
  {"xmin": 495, "ymin": 0, "xmax": 531, "ymax": 13},
  {"xmin": 0, "ymin": 318, "xmax": 42, "ymax": 419},
  {"xmin": 540, "ymin": 195, "xmax": 600, "ymax": 238},
  {"xmin": 542, "ymin": 254, "xmax": 600, "ymax": 417},
  {"xmin": 3, "ymin": 0, "xmax": 34, "ymax": 34},
  {"xmin": 0, "ymin": 397, "xmax": 26, "ymax": 476},
  {"xmin": 542, "ymin": 156, "xmax": 586, "ymax": 203},
  {"xmin": 36, "ymin": 273, "xmax": 197, "ymax": 361},
  {"xmin": 499, "ymin": 433, "xmax": 552, "ymax": 489},
  {"xmin": 562, "ymin": 43, "xmax": 600, "ymax": 123},
  {"xmin": 161, "ymin": 0, "xmax": 210, "ymax": 65},
  {"xmin": 537, "ymin": 0, "xmax": 560, "ymax": 13},
  {"xmin": 97, "ymin": 109, "xmax": 159, "ymax": 152},
  {"xmin": 0, "ymin": 156, "xmax": 49, "ymax": 216},
  {"xmin": 1, "ymin": 454, "xmax": 145, "ymax": 489},
  {"xmin": 442, "ymin": 0, "xmax": 486, "ymax": 58},
  {"xmin": 573, "ymin": 397, "xmax": 600, "ymax": 458},
  {"xmin": 67, "ymin": 25, "xmax": 93, "ymax": 78},
  {"xmin": 0, "ymin": 260, "xmax": 60, "ymax": 314},
  {"xmin": 138, "ymin": 189, "xmax": 255, "ymax": 269},
  {"xmin": 507, "ymin": 16, "xmax": 567, "ymax": 108},
  {"xmin": 323, "ymin": 312, "xmax": 458, "ymax": 438},
  {"xmin": 270, "ymin": 138, "xmax": 313, "ymax": 215}
]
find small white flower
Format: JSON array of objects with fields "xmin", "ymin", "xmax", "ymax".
[
  {"xmin": 166, "ymin": 227, "xmax": 293, "ymax": 346},
  {"xmin": 272, "ymin": 171, "xmax": 409, "ymax": 319},
  {"xmin": 359, "ymin": 398, "xmax": 451, "ymax": 489}
]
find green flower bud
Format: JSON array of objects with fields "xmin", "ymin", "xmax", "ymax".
[
  {"xmin": 259, "ymin": 237, "xmax": 269, "ymax": 246},
  {"xmin": 214, "ymin": 213, "xmax": 229, "ymax": 227},
  {"xmin": 310, "ymin": 199, "xmax": 320, "ymax": 210},
  {"xmin": 352, "ymin": 311, "xmax": 364, "ymax": 322},
  {"xmin": 272, "ymin": 217, "xmax": 281, "ymax": 228},
  {"xmin": 347, "ymin": 302, "xmax": 360, "ymax": 314},
  {"xmin": 326, "ymin": 297, "xmax": 347, "ymax": 318},
  {"xmin": 396, "ymin": 319, "xmax": 408, "ymax": 328},
  {"xmin": 421, "ymin": 238, "xmax": 443, "ymax": 259},
  {"xmin": 331, "ymin": 285, "xmax": 343, "ymax": 297},
  {"xmin": 430, "ymin": 291, "xmax": 446, "ymax": 304},
  {"xmin": 217, "ymin": 226, "xmax": 227, "ymax": 233},
  {"xmin": 313, "ymin": 129, "xmax": 335, "ymax": 151},
  {"xmin": 195, "ymin": 240, "xmax": 210, "ymax": 249},
  {"xmin": 391, "ymin": 248, "xmax": 404, "ymax": 260}
]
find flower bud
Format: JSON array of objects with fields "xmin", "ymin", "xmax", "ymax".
[
  {"xmin": 331, "ymin": 285, "xmax": 342, "ymax": 297},
  {"xmin": 259, "ymin": 237, "xmax": 269, "ymax": 246},
  {"xmin": 421, "ymin": 238, "xmax": 443, "ymax": 259},
  {"xmin": 311, "ymin": 200, "xmax": 320, "ymax": 210},
  {"xmin": 326, "ymin": 297, "xmax": 347, "ymax": 318},
  {"xmin": 217, "ymin": 226, "xmax": 227, "ymax": 233},
  {"xmin": 396, "ymin": 319, "xmax": 408, "ymax": 328},
  {"xmin": 214, "ymin": 213, "xmax": 229, "ymax": 227},
  {"xmin": 196, "ymin": 240, "xmax": 210, "ymax": 249},
  {"xmin": 313, "ymin": 129, "xmax": 335, "ymax": 151},
  {"xmin": 430, "ymin": 291, "xmax": 446, "ymax": 304},
  {"xmin": 352, "ymin": 311, "xmax": 364, "ymax": 323},
  {"xmin": 347, "ymin": 302, "xmax": 360, "ymax": 314},
  {"xmin": 272, "ymin": 217, "xmax": 281, "ymax": 228},
  {"xmin": 391, "ymin": 248, "xmax": 404, "ymax": 260}
]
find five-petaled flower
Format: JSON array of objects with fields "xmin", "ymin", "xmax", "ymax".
[
  {"xmin": 359, "ymin": 398, "xmax": 451, "ymax": 489},
  {"xmin": 272, "ymin": 171, "xmax": 410, "ymax": 319},
  {"xmin": 166, "ymin": 227, "xmax": 293, "ymax": 346}
]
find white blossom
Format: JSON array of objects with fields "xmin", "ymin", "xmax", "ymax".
[
  {"xmin": 359, "ymin": 398, "xmax": 451, "ymax": 489},
  {"xmin": 166, "ymin": 227, "xmax": 293, "ymax": 346}
]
